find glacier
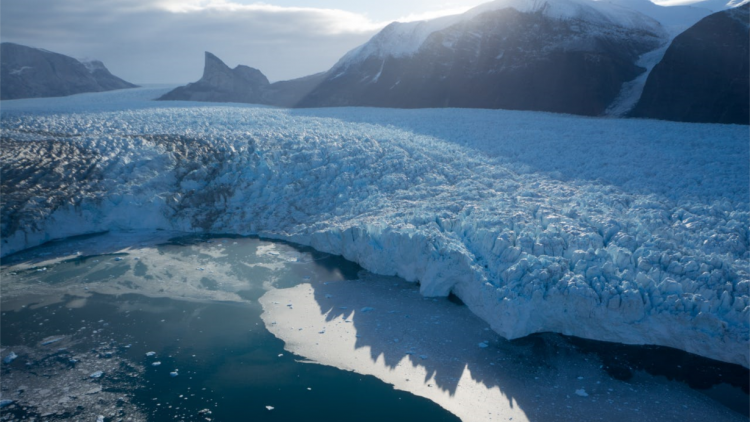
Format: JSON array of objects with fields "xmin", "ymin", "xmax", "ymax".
[{"xmin": 1, "ymin": 87, "xmax": 748, "ymax": 367}]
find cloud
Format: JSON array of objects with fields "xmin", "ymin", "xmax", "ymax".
[
  {"xmin": 395, "ymin": 6, "xmax": 474, "ymax": 23},
  {"xmin": 1, "ymin": 0, "xmax": 384, "ymax": 83}
]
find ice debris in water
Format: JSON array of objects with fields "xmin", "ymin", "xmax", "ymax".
[
  {"xmin": 266, "ymin": 406, "xmax": 275, "ymax": 411},
  {"xmin": 90, "ymin": 371, "xmax": 103, "ymax": 378},
  {"xmin": 96, "ymin": 415, "xmax": 104, "ymax": 422},
  {"xmin": 170, "ymin": 371, "xmax": 179, "ymax": 377},
  {"xmin": 3, "ymin": 352, "xmax": 18, "ymax": 364},
  {"xmin": 152, "ymin": 361, "xmax": 161, "ymax": 367},
  {"xmin": 0, "ymin": 400, "xmax": 14, "ymax": 408},
  {"xmin": 478, "ymin": 341, "xmax": 489, "ymax": 348},
  {"xmin": 360, "ymin": 307, "xmax": 374, "ymax": 313},
  {"xmin": 145, "ymin": 351, "xmax": 156, "ymax": 357},
  {"xmin": 575, "ymin": 389, "xmax": 589, "ymax": 397}
]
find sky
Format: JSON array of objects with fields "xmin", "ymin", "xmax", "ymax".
[
  {"xmin": 0, "ymin": 0, "xmax": 735, "ymax": 84},
  {"xmin": 1, "ymin": 0, "xmax": 489, "ymax": 84}
]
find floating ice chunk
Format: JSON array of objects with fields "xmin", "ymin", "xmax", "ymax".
[
  {"xmin": 478, "ymin": 341, "xmax": 489, "ymax": 348},
  {"xmin": 114, "ymin": 257, "xmax": 123, "ymax": 261},
  {"xmin": 0, "ymin": 400, "xmax": 13, "ymax": 408},
  {"xmin": 577, "ymin": 376, "xmax": 584, "ymax": 380},
  {"xmin": 96, "ymin": 415, "xmax": 105, "ymax": 422},
  {"xmin": 3, "ymin": 352, "xmax": 18, "ymax": 364},
  {"xmin": 361, "ymin": 307, "xmax": 374, "ymax": 313},
  {"xmin": 36, "ymin": 267, "xmax": 47, "ymax": 272},
  {"xmin": 146, "ymin": 351, "xmax": 156, "ymax": 357},
  {"xmin": 575, "ymin": 389, "xmax": 589, "ymax": 397},
  {"xmin": 152, "ymin": 361, "xmax": 161, "ymax": 366},
  {"xmin": 90, "ymin": 371, "xmax": 104, "ymax": 378},
  {"xmin": 40, "ymin": 337, "xmax": 63, "ymax": 346},
  {"xmin": 170, "ymin": 371, "xmax": 179, "ymax": 377},
  {"xmin": 266, "ymin": 406, "xmax": 275, "ymax": 411}
]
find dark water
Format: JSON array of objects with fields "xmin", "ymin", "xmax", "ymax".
[
  {"xmin": 1, "ymin": 293, "xmax": 460, "ymax": 421},
  {"xmin": 0, "ymin": 234, "xmax": 460, "ymax": 421},
  {"xmin": 1, "ymin": 233, "xmax": 748, "ymax": 420}
]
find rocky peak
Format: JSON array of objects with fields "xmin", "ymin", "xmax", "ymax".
[{"xmin": 158, "ymin": 52, "xmax": 271, "ymax": 103}]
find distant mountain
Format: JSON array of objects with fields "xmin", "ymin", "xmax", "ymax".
[
  {"xmin": 157, "ymin": 52, "xmax": 326, "ymax": 107},
  {"xmin": 158, "ymin": 0, "xmax": 747, "ymax": 121},
  {"xmin": 0, "ymin": 43, "xmax": 137, "ymax": 100},
  {"xmin": 630, "ymin": 4, "xmax": 749, "ymax": 124},
  {"xmin": 296, "ymin": 0, "xmax": 668, "ymax": 115}
]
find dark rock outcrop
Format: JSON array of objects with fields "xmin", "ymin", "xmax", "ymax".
[
  {"xmin": 158, "ymin": 52, "xmax": 270, "ymax": 103},
  {"xmin": 0, "ymin": 43, "xmax": 137, "ymax": 100},
  {"xmin": 158, "ymin": 52, "xmax": 326, "ymax": 107},
  {"xmin": 630, "ymin": 4, "xmax": 749, "ymax": 124}
]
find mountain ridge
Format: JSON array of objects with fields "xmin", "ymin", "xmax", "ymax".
[{"xmin": 0, "ymin": 43, "xmax": 137, "ymax": 100}]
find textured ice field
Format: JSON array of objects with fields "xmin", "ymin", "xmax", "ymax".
[{"xmin": 1, "ymin": 87, "xmax": 748, "ymax": 367}]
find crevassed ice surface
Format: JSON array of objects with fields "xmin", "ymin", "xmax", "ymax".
[{"xmin": 1, "ymin": 87, "xmax": 748, "ymax": 367}]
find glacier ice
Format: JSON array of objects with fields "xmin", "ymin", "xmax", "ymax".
[{"xmin": 0, "ymin": 87, "xmax": 748, "ymax": 367}]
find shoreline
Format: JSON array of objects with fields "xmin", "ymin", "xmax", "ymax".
[{"xmin": 260, "ymin": 275, "xmax": 746, "ymax": 422}]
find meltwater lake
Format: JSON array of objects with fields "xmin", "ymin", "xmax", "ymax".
[{"xmin": 1, "ymin": 232, "xmax": 747, "ymax": 421}]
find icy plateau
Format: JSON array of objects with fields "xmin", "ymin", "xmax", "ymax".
[{"xmin": 1, "ymin": 87, "xmax": 748, "ymax": 367}]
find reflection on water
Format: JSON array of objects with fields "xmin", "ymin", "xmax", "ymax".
[
  {"xmin": 0, "ymin": 233, "xmax": 459, "ymax": 422},
  {"xmin": 0, "ymin": 232, "xmax": 747, "ymax": 422}
]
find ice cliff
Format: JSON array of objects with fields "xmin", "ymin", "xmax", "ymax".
[{"xmin": 1, "ymin": 88, "xmax": 748, "ymax": 367}]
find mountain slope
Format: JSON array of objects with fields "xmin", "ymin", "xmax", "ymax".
[
  {"xmin": 296, "ymin": 0, "xmax": 668, "ymax": 115},
  {"xmin": 0, "ymin": 43, "xmax": 137, "ymax": 100},
  {"xmin": 630, "ymin": 4, "xmax": 749, "ymax": 124},
  {"xmin": 158, "ymin": 52, "xmax": 328, "ymax": 107},
  {"xmin": 158, "ymin": 52, "xmax": 270, "ymax": 104}
]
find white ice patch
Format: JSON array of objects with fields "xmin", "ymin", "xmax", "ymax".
[{"xmin": 9, "ymin": 66, "xmax": 32, "ymax": 76}]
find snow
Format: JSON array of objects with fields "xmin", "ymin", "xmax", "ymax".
[
  {"xmin": 1, "ymin": 87, "xmax": 748, "ymax": 367},
  {"xmin": 604, "ymin": 43, "xmax": 671, "ymax": 116},
  {"xmin": 607, "ymin": 0, "xmax": 717, "ymax": 35},
  {"xmin": 333, "ymin": 0, "xmax": 677, "ymax": 70},
  {"xmin": 9, "ymin": 66, "xmax": 33, "ymax": 76},
  {"xmin": 80, "ymin": 60, "xmax": 107, "ymax": 74}
]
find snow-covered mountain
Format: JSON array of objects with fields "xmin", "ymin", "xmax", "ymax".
[
  {"xmin": 297, "ymin": 0, "xmax": 670, "ymax": 115},
  {"xmin": 630, "ymin": 3, "xmax": 749, "ymax": 124},
  {"xmin": 0, "ymin": 43, "xmax": 137, "ymax": 100}
]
